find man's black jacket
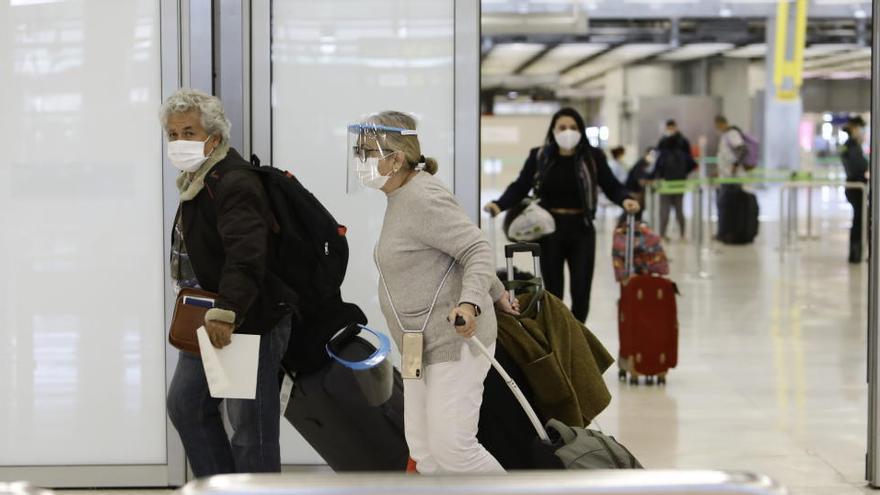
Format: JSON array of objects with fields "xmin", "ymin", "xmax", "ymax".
[{"xmin": 175, "ymin": 148, "xmax": 297, "ymax": 335}]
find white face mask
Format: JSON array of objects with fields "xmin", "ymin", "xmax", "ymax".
[
  {"xmin": 358, "ymin": 157, "xmax": 392, "ymax": 190},
  {"xmin": 168, "ymin": 136, "xmax": 213, "ymax": 173},
  {"xmin": 554, "ymin": 129, "xmax": 582, "ymax": 151}
]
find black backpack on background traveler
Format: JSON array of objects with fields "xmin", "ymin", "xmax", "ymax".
[{"xmin": 656, "ymin": 149, "xmax": 693, "ymax": 181}]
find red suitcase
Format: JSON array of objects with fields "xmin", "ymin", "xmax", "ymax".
[{"xmin": 617, "ymin": 214, "xmax": 679, "ymax": 386}]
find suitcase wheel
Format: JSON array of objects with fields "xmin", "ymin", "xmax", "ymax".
[
  {"xmin": 629, "ymin": 376, "xmax": 639, "ymax": 386},
  {"xmin": 658, "ymin": 376, "xmax": 667, "ymax": 386},
  {"xmin": 618, "ymin": 369, "xmax": 628, "ymax": 382},
  {"xmin": 646, "ymin": 376, "xmax": 656, "ymax": 386}
]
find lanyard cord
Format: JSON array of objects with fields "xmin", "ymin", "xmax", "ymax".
[{"xmin": 375, "ymin": 248, "xmax": 456, "ymax": 334}]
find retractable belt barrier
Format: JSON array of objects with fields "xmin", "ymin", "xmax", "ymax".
[{"xmin": 640, "ymin": 172, "xmax": 869, "ymax": 275}]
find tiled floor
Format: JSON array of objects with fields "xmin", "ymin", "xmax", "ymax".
[
  {"xmin": 50, "ymin": 187, "xmax": 876, "ymax": 494},
  {"xmin": 579, "ymin": 188, "xmax": 872, "ymax": 494}
]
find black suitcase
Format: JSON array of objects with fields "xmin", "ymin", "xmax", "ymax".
[
  {"xmin": 469, "ymin": 336, "xmax": 642, "ymax": 471},
  {"xmin": 477, "ymin": 343, "xmax": 540, "ymax": 470},
  {"xmin": 717, "ymin": 186, "xmax": 759, "ymax": 245},
  {"xmin": 283, "ymin": 334, "xmax": 409, "ymax": 472}
]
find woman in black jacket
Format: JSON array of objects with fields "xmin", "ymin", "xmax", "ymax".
[{"xmin": 484, "ymin": 108, "xmax": 640, "ymax": 322}]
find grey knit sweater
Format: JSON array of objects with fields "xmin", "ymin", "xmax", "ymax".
[{"xmin": 376, "ymin": 172, "xmax": 505, "ymax": 365}]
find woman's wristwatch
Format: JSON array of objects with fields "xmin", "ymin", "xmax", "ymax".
[{"xmin": 459, "ymin": 302, "xmax": 482, "ymax": 317}]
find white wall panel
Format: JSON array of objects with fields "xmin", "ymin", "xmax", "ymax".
[
  {"xmin": 0, "ymin": 0, "xmax": 167, "ymax": 465},
  {"xmin": 271, "ymin": 0, "xmax": 454, "ymax": 464}
]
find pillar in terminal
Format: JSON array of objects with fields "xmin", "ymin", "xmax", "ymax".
[{"xmin": 762, "ymin": 0, "xmax": 808, "ymax": 170}]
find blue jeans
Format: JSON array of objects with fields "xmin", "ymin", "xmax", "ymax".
[{"xmin": 167, "ymin": 315, "xmax": 291, "ymax": 477}]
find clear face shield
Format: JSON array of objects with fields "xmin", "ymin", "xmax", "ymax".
[
  {"xmin": 347, "ymin": 122, "xmax": 418, "ymax": 193},
  {"xmin": 325, "ymin": 324, "xmax": 394, "ymax": 407}
]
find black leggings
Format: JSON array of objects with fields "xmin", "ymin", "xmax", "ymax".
[
  {"xmin": 846, "ymin": 188, "xmax": 865, "ymax": 261},
  {"xmin": 539, "ymin": 215, "xmax": 596, "ymax": 322}
]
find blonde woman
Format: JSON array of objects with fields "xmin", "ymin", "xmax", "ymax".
[{"xmin": 349, "ymin": 111, "xmax": 519, "ymax": 473}]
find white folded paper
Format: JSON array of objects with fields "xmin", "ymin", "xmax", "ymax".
[{"xmin": 196, "ymin": 326, "xmax": 261, "ymax": 399}]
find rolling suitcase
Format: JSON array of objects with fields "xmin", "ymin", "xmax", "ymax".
[
  {"xmin": 717, "ymin": 186, "xmax": 759, "ymax": 245},
  {"xmin": 618, "ymin": 214, "xmax": 679, "ymax": 386},
  {"xmin": 479, "ymin": 242, "xmax": 545, "ymax": 470},
  {"xmin": 463, "ymin": 328, "xmax": 642, "ymax": 470},
  {"xmin": 282, "ymin": 327, "xmax": 409, "ymax": 471}
]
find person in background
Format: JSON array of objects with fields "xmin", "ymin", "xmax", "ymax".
[
  {"xmin": 608, "ymin": 146, "xmax": 629, "ymax": 184},
  {"xmin": 660, "ymin": 119, "xmax": 693, "ymax": 159},
  {"xmin": 714, "ymin": 115, "xmax": 744, "ymax": 179},
  {"xmin": 841, "ymin": 115, "xmax": 869, "ymax": 263},
  {"xmin": 623, "ymin": 147, "xmax": 657, "ymax": 222},
  {"xmin": 713, "ymin": 115, "xmax": 746, "ymax": 239},
  {"xmin": 484, "ymin": 107, "xmax": 640, "ymax": 322},
  {"xmin": 162, "ymin": 89, "xmax": 297, "ymax": 477},
  {"xmin": 654, "ymin": 135, "xmax": 697, "ymax": 241},
  {"xmin": 352, "ymin": 111, "xmax": 519, "ymax": 474}
]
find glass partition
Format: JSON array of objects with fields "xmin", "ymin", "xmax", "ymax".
[
  {"xmin": 271, "ymin": 0, "xmax": 455, "ymax": 463},
  {"xmin": 0, "ymin": 0, "xmax": 167, "ymax": 466}
]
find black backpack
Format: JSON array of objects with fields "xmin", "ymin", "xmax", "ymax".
[
  {"xmin": 206, "ymin": 155, "xmax": 350, "ymax": 308},
  {"xmin": 657, "ymin": 149, "xmax": 691, "ymax": 181}
]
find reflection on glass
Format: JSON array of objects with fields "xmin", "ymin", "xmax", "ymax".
[{"xmin": 271, "ymin": 0, "xmax": 455, "ymax": 464}]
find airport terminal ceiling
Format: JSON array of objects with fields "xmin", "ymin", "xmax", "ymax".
[
  {"xmin": 482, "ymin": 0, "xmax": 871, "ymax": 20},
  {"xmin": 481, "ymin": 1, "xmax": 873, "ymax": 96}
]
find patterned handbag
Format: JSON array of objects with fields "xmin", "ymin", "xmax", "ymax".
[{"xmin": 611, "ymin": 221, "xmax": 670, "ymax": 282}]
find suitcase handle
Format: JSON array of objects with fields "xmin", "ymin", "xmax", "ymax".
[
  {"xmin": 624, "ymin": 213, "xmax": 636, "ymax": 279},
  {"xmin": 504, "ymin": 243, "xmax": 543, "ymax": 295},
  {"xmin": 455, "ymin": 318, "xmax": 549, "ymax": 443},
  {"xmin": 466, "ymin": 333, "xmax": 551, "ymax": 444},
  {"xmin": 505, "ymin": 242, "xmax": 541, "ymax": 259}
]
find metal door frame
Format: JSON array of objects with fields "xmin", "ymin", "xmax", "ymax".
[{"xmin": 867, "ymin": 2, "xmax": 880, "ymax": 487}]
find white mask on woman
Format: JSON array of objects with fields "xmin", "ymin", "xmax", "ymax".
[
  {"xmin": 554, "ymin": 129, "xmax": 582, "ymax": 151},
  {"xmin": 358, "ymin": 157, "xmax": 394, "ymax": 190},
  {"xmin": 168, "ymin": 136, "xmax": 213, "ymax": 172}
]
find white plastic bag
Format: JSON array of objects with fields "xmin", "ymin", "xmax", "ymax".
[{"xmin": 507, "ymin": 200, "xmax": 556, "ymax": 241}]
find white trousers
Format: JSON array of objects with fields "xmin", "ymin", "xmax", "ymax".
[{"xmin": 403, "ymin": 341, "xmax": 505, "ymax": 474}]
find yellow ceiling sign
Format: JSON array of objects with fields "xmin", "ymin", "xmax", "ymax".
[{"xmin": 774, "ymin": 0, "xmax": 808, "ymax": 101}]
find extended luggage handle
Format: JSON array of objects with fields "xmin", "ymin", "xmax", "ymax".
[
  {"xmin": 505, "ymin": 242, "xmax": 544, "ymax": 314},
  {"xmin": 624, "ymin": 213, "xmax": 636, "ymax": 280},
  {"xmin": 454, "ymin": 316, "xmax": 550, "ymax": 443},
  {"xmin": 504, "ymin": 242, "xmax": 541, "ymax": 259}
]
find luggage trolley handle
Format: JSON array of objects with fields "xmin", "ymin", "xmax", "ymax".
[
  {"xmin": 504, "ymin": 242, "xmax": 543, "ymax": 283},
  {"xmin": 624, "ymin": 213, "xmax": 636, "ymax": 279},
  {"xmin": 454, "ymin": 316, "xmax": 550, "ymax": 443}
]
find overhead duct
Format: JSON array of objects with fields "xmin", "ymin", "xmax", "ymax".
[
  {"xmin": 481, "ymin": 9, "xmax": 589, "ymax": 36},
  {"xmin": 481, "ymin": 73, "xmax": 561, "ymax": 90}
]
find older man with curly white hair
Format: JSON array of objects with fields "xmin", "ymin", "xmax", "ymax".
[{"xmin": 161, "ymin": 88, "xmax": 296, "ymax": 476}]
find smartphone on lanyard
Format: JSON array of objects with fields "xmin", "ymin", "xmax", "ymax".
[{"xmin": 401, "ymin": 332, "xmax": 424, "ymax": 379}]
